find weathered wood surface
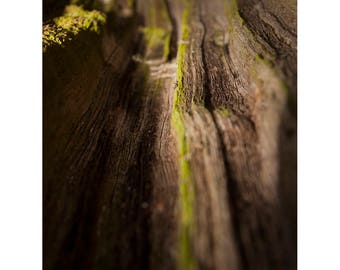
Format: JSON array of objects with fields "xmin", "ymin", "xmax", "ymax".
[{"xmin": 43, "ymin": 0, "xmax": 296, "ymax": 269}]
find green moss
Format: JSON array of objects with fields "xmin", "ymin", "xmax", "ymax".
[
  {"xmin": 141, "ymin": 1, "xmax": 173, "ymax": 60},
  {"xmin": 174, "ymin": 42, "xmax": 187, "ymax": 107},
  {"xmin": 173, "ymin": 5, "xmax": 190, "ymax": 108},
  {"xmin": 141, "ymin": 26, "xmax": 171, "ymax": 60},
  {"xmin": 217, "ymin": 108, "xmax": 232, "ymax": 117},
  {"xmin": 163, "ymin": 33, "xmax": 171, "ymax": 60},
  {"xmin": 224, "ymin": 0, "xmax": 239, "ymax": 24},
  {"xmin": 142, "ymin": 26, "xmax": 167, "ymax": 48},
  {"xmin": 172, "ymin": 111, "xmax": 187, "ymax": 159},
  {"xmin": 171, "ymin": 110, "xmax": 195, "ymax": 270},
  {"xmin": 171, "ymin": 2, "xmax": 196, "ymax": 270},
  {"xmin": 43, "ymin": 5, "xmax": 106, "ymax": 52}
]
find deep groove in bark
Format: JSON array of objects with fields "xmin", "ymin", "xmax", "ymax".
[
  {"xmin": 163, "ymin": 0, "xmax": 178, "ymax": 61},
  {"xmin": 198, "ymin": 3, "xmax": 248, "ymax": 269},
  {"xmin": 198, "ymin": 8, "xmax": 212, "ymax": 111}
]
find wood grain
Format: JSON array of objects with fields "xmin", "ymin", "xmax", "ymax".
[{"xmin": 43, "ymin": 0, "xmax": 297, "ymax": 269}]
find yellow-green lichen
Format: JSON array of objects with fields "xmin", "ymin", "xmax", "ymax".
[
  {"xmin": 171, "ymin": 2, "xmax": 196, "ymax": 270},
  {"xmin": 163, "ymin": 33, "xmax": 171, "ymax": 60},
  {"xmin": 217, "ymin": 108, "xmax": 232, "ymax": 117},
  {"xmin": 141, "ymin": 0, "xmax": 173, "ymax": 60},
  {"xmin": 173, "ymin": 6, "xmax": 190, "ymax": 108},
  {"xmin": 142, "ymin": 26, "xmax": 167, "ymax": 48},
  {"xmin": 43, "ymin": 5, "xmax": 106, "ymax": 52},
  {"xmin": 224, "ymin": 0, "xmax": 246, "ymax": 25},
  {"xmin": 171, "ymin": 110, "xmax": 195, "ymax": 270},
  {"xmin": 224, "ymin": 0, "xmax": 240, "ymax": 26}
]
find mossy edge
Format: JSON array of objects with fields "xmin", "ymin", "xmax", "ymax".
[
  {"xmin": 43, "ymin": 5, "xmax": 106, "ymax": 52},
  {"xmin": 171, "ymin": 1, "xmax": 196, "ymax": 270}
]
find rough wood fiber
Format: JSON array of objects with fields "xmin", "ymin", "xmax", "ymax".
[{"xmin": 43, "ymin": 0, "xmax": 297, "ymax": 269}]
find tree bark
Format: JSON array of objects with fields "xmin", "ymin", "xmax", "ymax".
[{"xmin": 43, "ymin": 0, "xmax": 297, "ymax": 269}]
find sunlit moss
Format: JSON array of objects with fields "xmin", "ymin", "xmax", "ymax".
[{"xmin": 43, "ymin": 5, "xmax": 106, "ymax": 52}]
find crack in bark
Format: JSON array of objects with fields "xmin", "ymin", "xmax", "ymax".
[
  {"xmin": 163, "ymin": 0, "xmax": 178, "ymax": 60},
  {"xmin": 198, "ymin": 9, "xmax": 212, "ymax": 111},
  {"xmin": 257, "ymin": 0, "xmax": 296, "ymax": 37},
  {"xmin": 198, "ymin": 2, "xmax": 248, "ymax": 269}
]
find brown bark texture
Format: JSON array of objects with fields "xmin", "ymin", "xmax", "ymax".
[{"xmin": 43, "ymin": 0, "xmax": 297, "ymax": 269}]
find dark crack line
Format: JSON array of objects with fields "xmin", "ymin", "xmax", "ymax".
[
  {"xmin": 198, "ymin": 2, "xmax": 248, "ymax": 270},
  {"xmin": 258, "ymin": 0, "xmax": 296, "ymax": 37},
  {"xmin": 164, "ymin": 0, "xmax": 178, "ymax": 61},
  {"xmin": 198, "ymin": 9, "xmax": 213, "ymax": 111}
]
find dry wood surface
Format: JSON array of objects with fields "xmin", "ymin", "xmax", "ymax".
[{"xmin": 44, "ymin": 0, "xmax": 297, "ymax": 269}]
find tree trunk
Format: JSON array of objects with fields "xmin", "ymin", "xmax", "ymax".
[{"xmin": 43, "ymin": 0, "xmax": 297, "ymax": 269}]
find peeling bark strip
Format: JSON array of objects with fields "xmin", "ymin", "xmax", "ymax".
[{"xmin": 43, "ymin": 0, "xmax": 296, "ymax": 270}]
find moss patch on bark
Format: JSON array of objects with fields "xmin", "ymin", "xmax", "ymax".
[
  {"xmin": 43, "ymin": 5, "xmax": 106, "ymax": 52},
  {"xmin": 171, "ymin": 2, "xmax": 196, "ymax": 270}
]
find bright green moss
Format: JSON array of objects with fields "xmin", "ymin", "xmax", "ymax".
[
  {"xmin": 171, "ymin": 110, "xmax": 195, "ymax": 270},
  {"xmin": 171, "ymin": 2, "xmax": 196, "ymax": 270},
  {"xmin": 173, "ymin": 5, "xmax": 190, "ymax": 108},
  {"xmin": 43, "ymin": 5, "xmax": 106, "ymax": 52},
  {"xmin": 172, "ymin": 111, "xmax": 187, "ymax": 158},
  {"xmin": 174, "ymin": 42, "xmax": 187, "ymax": 107}
]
